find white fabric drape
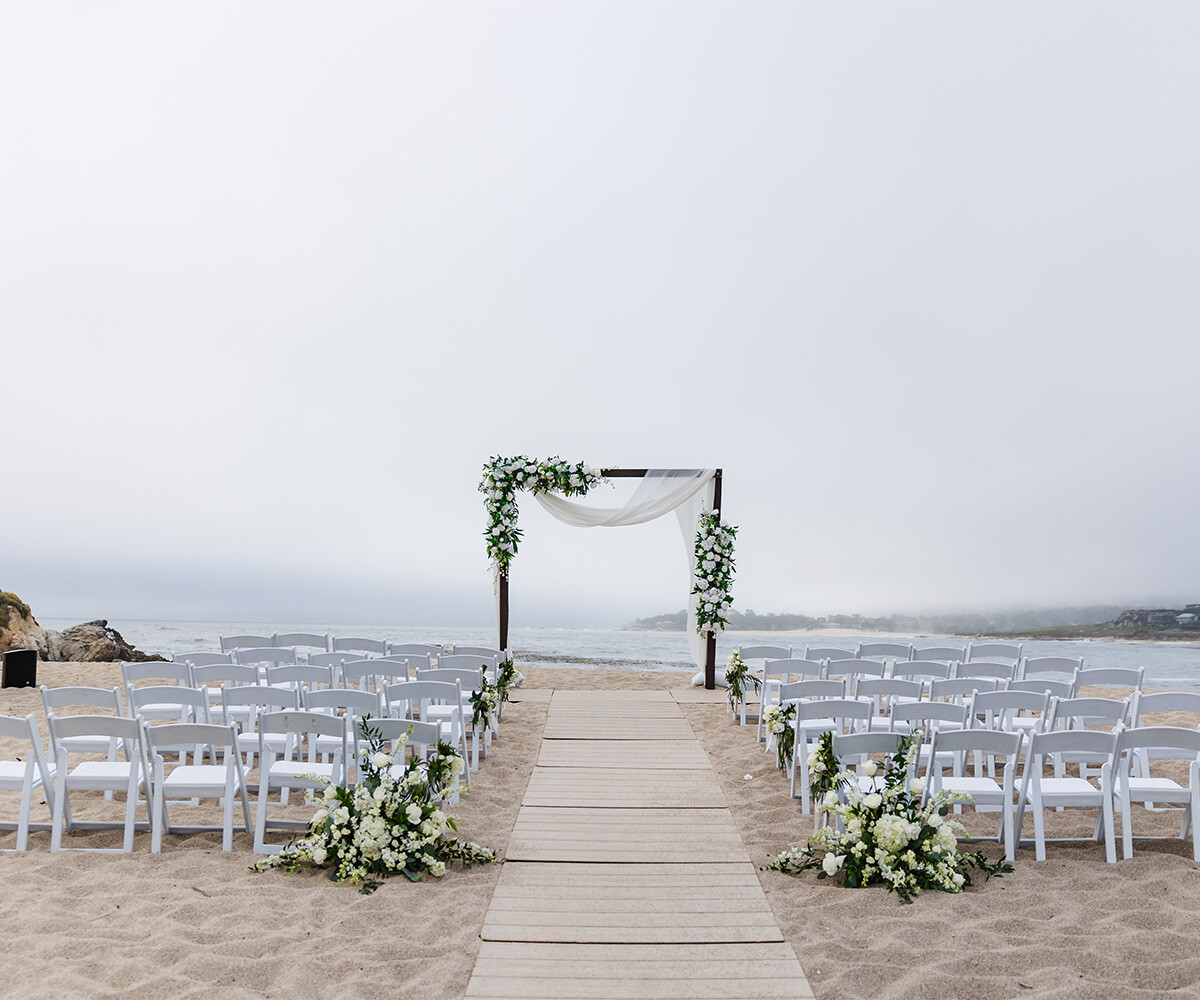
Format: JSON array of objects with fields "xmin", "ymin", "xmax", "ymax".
[{"xmin": 534, "ymin": 469, "xmax": 715, "ymax": 667}]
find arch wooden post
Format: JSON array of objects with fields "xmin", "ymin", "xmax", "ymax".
[{"xmin": 496, "ymin": 467, "xmax": 724, "ymax": 690}]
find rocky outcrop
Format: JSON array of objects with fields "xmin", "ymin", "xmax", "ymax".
[{"xmin": 0, "ymin": 593, "xmax": 163, "ymax": 662}]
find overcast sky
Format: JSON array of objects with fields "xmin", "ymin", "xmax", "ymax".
[{"xmin": 2, "ymin": 2, "xmax": 1197, "ymax": 629}]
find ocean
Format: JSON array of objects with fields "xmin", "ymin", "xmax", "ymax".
[{"xmin": 38, "ymin": 618, "xmax": 1200, "ymax": 690}]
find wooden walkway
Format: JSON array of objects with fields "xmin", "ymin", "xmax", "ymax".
[{"xmin": 465, "ymin": 689, "xmax": 813, "ymax": 1000}]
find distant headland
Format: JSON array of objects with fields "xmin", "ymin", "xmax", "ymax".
[{"xmin": 624, "ymin": 604, "xmax": 1200, "ymax": 641}]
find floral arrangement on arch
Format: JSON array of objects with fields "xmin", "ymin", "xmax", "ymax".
[
  {"xmin": 479, "ymin": 456, "xmax": 604, "ymax": 572},
  {"xmin": 761, "ymin": 701, "xmax": 795, "ymax": 771},
  {"xmin": 765, "ymin": 731, "xmax": 1011, "ymax": 903},
  {"xmin": 724, "ymin": 651, "xmax": 761, "ymax": 713},
  {"xmin": 692, "ymin": 512, "xmax": 736, "ymax": 635},
  {"xmin": 254, "ymin": 722, "xmax": 497, "ymax": 893}
]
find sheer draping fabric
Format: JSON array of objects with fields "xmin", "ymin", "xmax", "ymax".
[{"xmin": 534, "ymin": 469, "xmax": 716, "ymax": 666}]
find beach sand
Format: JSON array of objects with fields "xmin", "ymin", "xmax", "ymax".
[{"xmin": 1, "ymin": 662, "xmax": 1198, "ymax": 999}]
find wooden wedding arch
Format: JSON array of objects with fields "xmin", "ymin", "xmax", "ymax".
[{"xmin": 497, "ymin": 467, "xmax": 724, "ymax": 690}]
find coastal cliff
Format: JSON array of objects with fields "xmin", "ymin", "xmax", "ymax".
[{"xmin": 0, "ymin": 592, "xmax": 163, "ymax": 661}]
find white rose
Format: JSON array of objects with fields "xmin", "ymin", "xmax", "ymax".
[
  {"xmin": 822, "ymin": 790, "xmax": 840, "ymax": 810},
  {"xmin": 405, "ymin": 803, "xmax": 422, "ymax": 824},
  {"xmin": 861, "ymin": 760, "xmax": 878, "ymax": 777},
  {"xmin": 821, "ymin": 853, "xmax": 844, "ymax": 876},
  {"xmin": 863, "ymin": 794, "xmax": 882, "ymax": 810},
  {"xmin": 952, "ymin": 872, "xmax": 965, "ymax": 889},
  {"xmin": 310, "ymin": 846, "xmax": 327, "ymax": 864},
  {"xmin": 909, "ymin": 778, "xmax": 926, "ymax": 796}
]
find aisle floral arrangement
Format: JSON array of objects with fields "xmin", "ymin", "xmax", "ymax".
[
  {"xmin": 254, "ymin": 723, "xmax": 498, "ymax": 893},
  {"xmin": 692, "ymin": 511, "xmax": 737, "ymax": 635},
  {"xmin": 764, "ymin": 731, "xmax": 1012, "ymax": 903},
  {"xmin": 761, "ymin": 701, "xmax": 796, "ymax": 771},
  {"xmin": 469, "ymin": 674, "xmax": 500, "ymax": 732},
  {"xmin": 724, "ymin": 651, "xmax": 761, "ymax": 713},
  {"xmin": 495, "ymin": 657, "xmax": 523, "ymax": 703}
]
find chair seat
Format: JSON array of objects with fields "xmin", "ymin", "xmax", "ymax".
[
  {"xmin": 941, "ymin": 777, "xmax": 1006, "ymax": 797},
  {"xmin": 266, "ymin": 761, "xmax": 337, "ymax": 784},
  {"xmin": 65, "ymin": 761, "xmax": 141, "ymax": 790},
  {"xmin": 0, "ymin": 762, "xmax": 42, "ymax": 788},
  {"xmin": 1126, "ymin": 778, "xmax": 1189, "ymax": 802},
  {"xmin": 162, "ymin": 765, "xmax": 241, "ymax": 795},
  {"xmin": 1036, "ymin": 777, "xmax": 1104, "ymax": 802}
]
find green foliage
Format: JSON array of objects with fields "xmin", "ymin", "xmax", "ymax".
[{"xmin": 0, "ymin": 591, "xmax": 31, "ymax": 619}]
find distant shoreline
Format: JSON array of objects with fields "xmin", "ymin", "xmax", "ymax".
[{"xmin": 624, "ymin": 623, "xmax": 1200, "ymax": 643}]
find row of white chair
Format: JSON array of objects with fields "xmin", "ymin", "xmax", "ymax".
[
  {"xmin": 213, "ymin": 633, "xmax": 503, "ymax": 659},
  {"xmin": 819, "ymin": 726, "xmax": 1200, "ymax": 863},
  {"xmin": 742, "ymin": 641, "xmax": 1029, "ymax": 667}
]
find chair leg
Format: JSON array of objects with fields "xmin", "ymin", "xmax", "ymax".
[
  {"xmin": 254, "ymin": 776, "xmax": 271, "ymax": 854},
  {"xmin": 223, "ymin": 769, "xmax": 236, "ymax": 852},
  {"xmin": 1101, "ymin": 762, "xmax": 1117, "ymax": 863},
  {"xmin": 151, "ymin": 778, "xmax": 164, "ymax": 855},
  {"xmin": 50, "ymin": 767, "xmax": 67, "ymax": 853}
]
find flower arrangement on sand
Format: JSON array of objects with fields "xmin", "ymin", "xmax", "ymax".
[
  {"xmin": 765, "ymin": 731, "xmax": 1012, "ymax": 903},
  {"xmin": 254, "ymin": 722, "xmax": 498, "ymax": 893},
  {"xmin": 761, "ymin": 701, "xmax": 796, "ymax": 772}
]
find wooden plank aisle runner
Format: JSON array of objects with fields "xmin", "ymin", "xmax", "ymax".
[{"xmin": 464, "ymin": 689, "xmax": 813, "ymax": 1000}]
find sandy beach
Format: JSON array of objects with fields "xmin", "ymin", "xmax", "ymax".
[{"xmin": 2, "ymin": 661, "xmax": 1198, "ymax": 999}]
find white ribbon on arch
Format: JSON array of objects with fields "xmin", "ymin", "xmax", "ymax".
[{"xmin": 534, "ymin": 468, "xmax": 716, "ymax": 666}]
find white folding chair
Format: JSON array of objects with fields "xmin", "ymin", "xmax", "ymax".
[
  {"xmin": 387, "ymin": 642, "xmax": 444, "ymax": 660},
  {"xmin": 254, "ymin": 710, "xmax": 347, "ymax": 854},
  {"xmin": 220, "ymin": 634, "xmax": 274, "ymax": 653},
  {"xmin": 890, "ymin": 659, "xmax": 953, "ymax": 683},
  {"xmin": 1102, "ymin": 726, "xmax": 1200, "ymax": 863},
  {"xmin": 121, "ymin": 662, "xmax": 193, "ymax": 722},
  {"xmin": 384, "ymin": 680, "xmax": 470, "ymax": 771},
  {"xmin": 1074, "ymin": 666, "xmax": 1145, "ymax": 695},
  {"xmin": 235, "ymin": 647, "xmax": 297, "ymax": 668},
  {"xmin": 49, "ymin": 714, "xmax": 148, "ymax": 853},
  {"xmin": 756, "ymin": 659, "xmax": 823, "ymax": 743},
  {"xmin": 855, "ymin": 641, "xmax": 913, "ymax": 662},
  {"xmin": 1016, "ymin": 729, "xmax": 1116, "ymax": 860},
  {"xmin": 854, "ymin": 678, "xmax": 924, "ymax": 732},
  {"xmin": 303, "ymin": 687, "xmax": 383, "ymax": 783},
  {"xmin": 331, "ymin": 636, "xmax": 387, "ymax": 656},
  {"xmin": 925, "ymin": 729, "xmax": 1024, "ymax": 861},
  {"xmin": 273, "ymin": 632, "xmax": 331, "ymax": 653},
  {"xmin": 0, "ymin": 714, "xmax": 55, "ymax": 851},
  {"xmin": 967, "ymin": 641, "xmax": 1022, "ymax": 664},
  {"xmin": 144, "ymin": 722, "xmax": 250, "ymax": 853},
  {"xmin": 954, "ymin": 660, "xmax": 1016, "ymax": 683},
  {"xmin": 172, "ymin": 651, "xmax": 233, "ymax": 668},
  {"xmin": 912, "ymin": 645, "xmax": 966, "ymax": 663},
  {"xmin": 790, "ymin": 698, "xmax": 873, "ymax": 811}
]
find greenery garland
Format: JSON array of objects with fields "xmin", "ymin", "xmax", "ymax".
[
  {"xmin": 479, "ymin": 456, "xmax": 604, "ymax": 572},
  {"xmin": 495, "ymin": 658, "xmax": 522, "ymax": 703},
  {"xmin": 764, "ymin": 731, "xmax": 1012, "ymax": 903},
  {"xmin": 692, "ymin": 512, "xmax": 736, "ymax": 635}
]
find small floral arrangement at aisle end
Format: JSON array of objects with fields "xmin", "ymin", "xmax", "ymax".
[
  {"xmin": 479, "ymin": 456, "xmax": 605, "ymax": 571},
  {"xmin": 724, "ymin": 651, "xmax": 762, "ymax": 714},
  {"xmin": 692, "ymin": 511, "xmax": 737, "ymax": 635},
  {"xmin": 764, "ymin": 731, "xmax": 1012, "ymax": 903},
  {"xmin": 495, "ymin": 657, "xmax": 523, "ymax": 704},
  {"xmin": 761, "ymin": 701, "xmax": 796, "ymax": 771},
  {"xmin": 253, "ymin": 722, "xmax": 498, "ymax": 893},
  {"xmin": 469, "ymin": 673, "xmax": 500, "ymax": 732}
]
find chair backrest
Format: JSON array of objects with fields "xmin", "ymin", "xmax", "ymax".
[
  {"xmin": 953, "ymin": 660, "xmax": 1015, "ymax": 681},
  {"xmin": 331, "ymin": 636, "xmax": 387, "ymax": 655},
  {"xmin": 803, "ymin": 646, "xmax": 855, "ymax": 661},
  {"xmin": 265, "ymin": 664, "xmax": 335, "ymax": 690},
  {"xmin": 856, "ymin": 642, "xmax": 914, "ymax": 661},
  {"xmin": 832, "ymin": 730, "xmax": 908, "ymax": 761},
  {"xmin": 0, "ymin": 713, "xmax": 54, "ymax": 796},
  {"xmin": 856, "ymin": 677, "xmax": 924, "ymax": 706},
  {"xmin": 1009, "ymin": 677, "xmax": 1075, "ymax": 700},
  {"xmin": 890, "ymin": 659, "xmax": 953, "ymax": 681},
  {"xmin": 1074, "ymin": 666, "xmax": 1145, "ymax": 692},
  {"xmin": 383, "ymin": 680, "xmax": 463, "ymax": 717},
  {"xmin": 1047, "ymin": 696, "xmax": 1128, "ymax": 731},
  {"xmin": 49, "ymin": 712, "xmax": 142, "ymax": 747},
  {"xmin": 303, "ymin": 687, "xmax": 382, "ymax": 718},
  {"xmin": 172, "ymin": 651, "xmax": 233, "ymax": 667},
  {"xmin": 450, "ymin": 645, "xmax": 503, "ymax": 660},
  {"xmin": 779, "ymin": 679, "xmax": 844, "ymax": 703},
  {"xmin": 1020, "ymin": 655, "xmax": 1083, "ymax": 678},
  {"xmin": 737, "ymin": 645, "xmax": 792, "ymax": 661},
  {"xmin": 911, "ymin": 645, "xmax": 966, "ymax": 663},
  {"xmin": 122, "ymin": 661, "xmax": 191, "ymax": 687},
  {"xmin": 145, "ymin": 722, "xmax": 239, "ymax": 755},
  {"xmin": 794, "ymin": 698, "xmax": 872, "ymax": 727},
  {"xmin": 273, "ymin": 632, "xmax": 331, "ymax": 651},
  {"xmin": 1023, "ymin": 728, "xmax": 1119, "ymax": 780},
  {"xmin": 40, "ymin": 684, "xmax": 124, "ymax": 716},
  {"xmin": 340, "ymin": 658, "xmax": 383, "ymax": 691},
  {"xmin": 418, "ymin": 667, "xmax": 484, "ymax": 693},
  {"xmin": 190, "ymin": 664, "xmax": 261, "ymax": 690},
  {"xmin": 762, "ymin": 658, "xmax": 824, "ymax": 681},
  {"xmin": 307, "ymin": 652, "xmax": 352, "ymax": 670},
  {"xmin": 1115, "ymin": 725, "xmax": 1200, "ymax": 761},
  {"xmin": 354, "ymin": 717, "xmax": 442, "ymax": 764},
  {"xmin": 127, "ymin": 684, "xmax": 211, "ymax": 722},
  {"xmin": 220, "ymin": 634, "xmax": 273, "ymax": 653},
  {"xmin": 235, "ymin": 647, "xmax": 297, "ymax": 666},
  {"xmin": 967, "ymin": 641, "xmax": 1022, "ymax": 662},
  {"xmin": 823, "ymin": 659, "xmax": 887, "ymax": 682},
  {"xmin": 929, "ymin": 677, "xmax": 999, "ymax": 703},
  {"xmin": 890, "ymin": 700, "xmax": 969, "ymax": 732},
  {"xmin": 926, "ymin": 727, "xmax": 1024, "ymax": 768},
  {"xmin": 258, "ymin": 710, "xmax": 348, "ymax": 750},
  {"xmin": 376, "ymin": 654, "xmax": 431, "ymax": 676},
  {"xmin": 1130, "ymin": 690, "xmax": 1200, "ymax": 725},
  {"xmin": 387, "ymin": 643, "xmax": 444, "ymax": 659},
  {"xmin": 969, "ymin": 689, "xmax": 1051, "ymax": 730},
  {"xmin": 221, "ymin": 685, "xmax": 300, "ymax": 716},
  {"xmin": 438, "ymin": 654, "xmax": 498, "ymax": 673}
]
